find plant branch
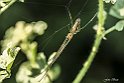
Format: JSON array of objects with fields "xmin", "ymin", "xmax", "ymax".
[
  {"xmin": 73, "ymin": 0, "xmax": 105, "ymax": 83},
  {"xmin": 0, "ymin": 0, "xmax": 17, "ymax": 15},
  {"xmin": 104, "ymin": 26, "xmax": 116, "ymax": 35}
]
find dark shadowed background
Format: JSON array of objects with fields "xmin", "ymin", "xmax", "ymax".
[{"xmin": 0, "ymin": 0, "xmax": 124, "ymax": 83}]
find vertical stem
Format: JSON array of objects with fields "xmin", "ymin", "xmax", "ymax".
[{"xmin": 73, "ymin": 0, "xmax": 105, "ymax": 83}]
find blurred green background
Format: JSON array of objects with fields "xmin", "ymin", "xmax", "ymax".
[{"xmin": 0, "ymin": 0, "xmax": 124, "ymax": 83}]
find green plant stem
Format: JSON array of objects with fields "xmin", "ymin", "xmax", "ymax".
[
  {"xmin": 104, "ymin": 26, "xmax": 116, "ymax": 35},
  {"xmin": 73, "ymin": 0, "xmax": 105, "ymax": 83},
  {"xmin": 0, "ymin": 0, "xmax": 17, "ymax": 15}
]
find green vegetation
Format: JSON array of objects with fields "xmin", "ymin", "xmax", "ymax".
[{"xmin": 0, "ymin": 0, "xmax": 124, "ymax": 83}]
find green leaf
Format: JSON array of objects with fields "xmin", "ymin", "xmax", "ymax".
[
  {"xmin": 109, "ymin": 0, "xmax": 124, "ymax": 19},
  {"xmin": 114, "ymin": 20, "xmax": 124, "ymax": 31},
  {"xmin": 16, "ymin": 52, "xmax": 47, "ymax": 83},
  {"xmin": 36, "ymin": 52, "xmax": 46, "ymax": 69},
  {"xmin": 16, "ymin": 52, "xmax": 60, "ymax": 83},
  {"xmin": 48, "ymin": 64, "xmax": 61, "ymax": 80},
  {"xmin": 20, "ymin": 42, "xmax": 38, "ymax": 66},
  {"xmin": 0, "ymin": 46, "xmax": 20, "ymax": 82},
  {"xmin": 16, "ymin": 57, "xmax": 46, "ymax": 83}
]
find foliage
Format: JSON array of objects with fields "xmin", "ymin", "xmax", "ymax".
[
  {"xmin": 0, "ymin": 0, "xmax": 124, "ymax": 83},
  {"xmin": 73, "ymin": 0, "xmax": 124, "ymax": 82},
  {"xmin": 104, "ymin": 0, "xmax": 124, "ymax": 35},
  {"xmin": 0, "ymin": 45, "xmax": 20, "ymax": 82},
  {"xmin": 0, "ymin": 20, "xmax": 60, "ymax": 83},
  {"xmin": 109, "ymin": 0, "xmax": 124, "ymax": 31},
  {"xmin": 0, "ymin": 0, "xmax": 24, "ymax": 15},
  {"xmin": 1, "ymin": 21, "xmax": 47, "ymax": 50},
  {"xmin": 110, "ymin": 0, "xmax": 124, "ymax": 19}
]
